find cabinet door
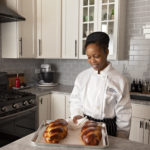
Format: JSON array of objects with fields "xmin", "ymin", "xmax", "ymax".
[
  {"xmin": 18, "ymin": 0, "xmax": 36, "ymax": 58},
  {"xmin": 1, "ymin": 0, "xmax": 36, "ymax": 58},
  {"xmin": 1, "ymin": 0, "xmax": 19, "ymax": 58},
  {"xmin": 79, "ymin": 0, "xmax": 97, "ymax": 59},
  {"xmin": 98, "ymin": 0, "xmax": 127, "ymax": 60},
  {"xmin": 129, "ymin": 117, "xmax": 144, "ymax": 143},
  {"xmin": 62, "ymin": 0, "xmax": 79, "ymax": 59},
  {"xmin": 79, "ymin": 0, "xmax": 127, "ymax": 60},
  {"xmin": 38, "ymin": 95, "xmax": 50, "ymax": 125},
  {"xmin": 50, "ymin": 93, "xmax": 66, "ymax": 120},
  {"xmin": 143, "ymin": 120, "xmax": 150, "ymax": 144},
  {"xmin": 65, "ymin": 94, "xmax": 71, "ymax": 119},
  {"xmin": 37, "ymin": 0, "xmax": 61, "ymax": 58}
]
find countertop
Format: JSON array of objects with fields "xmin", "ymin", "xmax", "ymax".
[
  {"xmin": 22, "ymin": 84, "xmax": 73, "ymax": 96},
  {"xmin": 21, "ymin": 84, "xmax": 150, "ymax": 105},
  {"xmin": 1, "ymin": 133, "xmax": 150, "ymax": 150}
]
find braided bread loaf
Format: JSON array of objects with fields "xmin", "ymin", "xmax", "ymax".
[
  {"xmin": 43, "ymin": 119, "xmax": 68, "ymax": 143},
  {"xmin": 81, "ymin": 120, "xmax": 102, "ymax": 145}
]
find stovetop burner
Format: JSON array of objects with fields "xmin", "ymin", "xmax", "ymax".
[{"xmin": 0, "ymin": 90, "xmax": 33, "ymax": 102}]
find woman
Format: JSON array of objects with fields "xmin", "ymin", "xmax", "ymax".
[{"xmin": 70, "ymin": 32, "xmax": 132, "ymax": 138}]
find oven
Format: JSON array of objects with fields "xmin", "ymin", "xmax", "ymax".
[{"xmin": 0, "ymin": 72, "xmax": 38, "ymax": 147}]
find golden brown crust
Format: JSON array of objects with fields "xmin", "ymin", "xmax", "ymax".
[
  {"xmin": 81, "ymin": 121, "xmax": 102, "ymax": 146},
  {"xmin": 43, "ymin": 119, "xmax": 68, "ymax": 143}
]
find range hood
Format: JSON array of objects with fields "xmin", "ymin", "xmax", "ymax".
[{"xmin": 0, "ymin": 3, "xmax": 25, "ymax": 23}]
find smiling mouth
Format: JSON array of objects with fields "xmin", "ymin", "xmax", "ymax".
[{"xmin": 91, "ymin": 64, "xmax": 99, "ymax": 69}]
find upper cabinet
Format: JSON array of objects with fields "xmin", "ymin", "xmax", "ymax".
[
  {"xmin": 79, "ymin": 0, "xmax": 127, "ymax": 60},
  {"xmin": 36, "ymin": 0, "xmax": 62, "ymax": 58},
  {"xmin": 1, "ymin": 0, "xmax": 62, "ymax": 59},
  {"xmin": 1, "ymin": 0, "xmax": 36, "ymax": 58},
  {"xmin": 1, "ymin": 0, "xmax": 126, "ymax": 60},
  {"xmin": 62, "ymin": 0, "xmax": 79, "ymax": 59}
]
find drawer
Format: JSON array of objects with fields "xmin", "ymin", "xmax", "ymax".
[{"xmin": 132, "ymin": 104, "xmax": 150, "ymax": 119}]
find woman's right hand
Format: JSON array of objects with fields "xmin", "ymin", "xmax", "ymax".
[{"xmin": 73, "ymin": 115, "xmax": 83, "ymax": 124}]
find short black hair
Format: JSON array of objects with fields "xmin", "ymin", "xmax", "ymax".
[{"xmin": 85, "ymin": 32, "xmax": 110, "ymax": 53}]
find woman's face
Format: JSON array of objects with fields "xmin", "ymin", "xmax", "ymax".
[{"xmin": 86, "ymin": 43, "xmax": 109, "ymax": 72}]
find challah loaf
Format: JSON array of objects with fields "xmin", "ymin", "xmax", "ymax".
[
  {"xmin": 43, "ymin": 119, "xmax": 68, "ymax": 143},
  {"xmin": 81, "ymin": 120, "xmax": 102, "ymax": 145}
]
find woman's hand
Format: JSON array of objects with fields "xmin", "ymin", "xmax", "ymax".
[{"xmin": 73, "ymin": 115, "xmax": 83, "ymax": 124}]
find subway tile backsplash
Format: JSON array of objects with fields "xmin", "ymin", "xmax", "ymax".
[{"xmin": 0, "ymin": 0, "xmax": 150, "ymax": 86}]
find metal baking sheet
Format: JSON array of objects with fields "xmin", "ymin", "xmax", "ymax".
[{"xmin": 31, "ymin": 120, "xmax": 109, "ymax": 149}]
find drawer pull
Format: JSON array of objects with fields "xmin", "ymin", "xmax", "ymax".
[{"xmin": 40, "ymin": 98, "xmax": 43, "ymax": 104}]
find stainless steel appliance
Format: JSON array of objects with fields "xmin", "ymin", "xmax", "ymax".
[
  {"xmin": 0, "ymin": 72, "xmax": 37, "ymax": 147},
  {"xmin": 40, "ymin": 64, "xmax": 54, "ymax": 83}
]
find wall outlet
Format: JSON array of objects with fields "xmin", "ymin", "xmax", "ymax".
[{"xmin": 35, "ymin": 69, "xmax": 40, "ymax": 74}]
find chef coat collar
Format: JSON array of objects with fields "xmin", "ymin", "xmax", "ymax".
[{"xmin": 92, "ymin": 62, "xmax": 112, "ymax": 76}]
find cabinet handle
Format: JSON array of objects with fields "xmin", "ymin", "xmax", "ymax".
[
  {"xmin": 39, "ymin": 39, "xmax": 41, "ymax": 56},
  {"xmin": 75, "ymin": 40, "xmax": 77, "ymax": 57},
  {"xmin": 19, "ymin": 38, "xmax": 23, "ymax": 56},
  {"xmin": 145, "ymin": 122, "xmax": 148, "ymax": 129},
  {"xmin": 140, "ymin": 121, "xmax": 144, "ymax": 128},
  {"xmin": 40, "ymin": 98, "xmax": 43, "ymax": 104}
]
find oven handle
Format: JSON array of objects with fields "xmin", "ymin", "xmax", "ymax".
[{"xmin": 0, "ymin": 106, "xmax": 38, "ymax": 120}]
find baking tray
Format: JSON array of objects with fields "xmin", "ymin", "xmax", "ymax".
[{"xmin": 31, "ymin": 120, "xmax": 109, "ymax": 149}]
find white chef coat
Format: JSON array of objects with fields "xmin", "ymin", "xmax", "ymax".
[{"xmin": 70, "ymin": 63, "xmax": 132, "ymax": 133}]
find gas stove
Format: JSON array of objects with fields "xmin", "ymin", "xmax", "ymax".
[
  {"xmin": 0, "ymin": 72, "xmax": 36, "ymax": 118},
  {"xmin": 0, "ymin": 89, "xmax": 36, "ymax": 117},
  {"xmin": 0, "ymin": 72, "xmax": 37, "ymax": 145}
]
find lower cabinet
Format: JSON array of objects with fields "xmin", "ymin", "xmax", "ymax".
[
  {"xmin": 38, "ymin": 94, "xmax": 51, "ymax": 126},
  {"xmin": 50, "ymin": 93, "xmax": 66, "ymax": 120},
  {"xmin": 38, "ymin": 93, "xmax": 70, "ymax": 126},
  {"xmin": 50, "ymin": 93, "xmax": 71, "ymax": 120},
  {"xmin": 129, "ymin": 103, "xmax": 150, "ymax": 144}
]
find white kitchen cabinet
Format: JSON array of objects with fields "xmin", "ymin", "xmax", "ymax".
[
  {"xmin": 36, "ymin": 0, "xmax": 61, "ymax": 58},
  {"xmin": 62, "ymin": 0, "xmax": 79, "ymax": 59},
  {"xmin": 50, "ymin": 93, "xmax": 71, "ymax": 120},
  {"xmin": 1, "ymin": 0, "xmax": 36, "ymax": 58},
  {"xmin": 79, "ymin": 0, "xmax": 127, "ymax": 60},
  {"xmin": 38, "ymin": 94, "xmax": 51, "ymax": 126},
  {"xmin": 38, "ymin": 93, "xmax": 70, "ymax": 125},
  {"xmin": 129, "ymin": 103, "xmax": 150, "ymax": 144},
  {"xmin": 50, "ymin": 93, "xmax": 66, "ymax": 120}
]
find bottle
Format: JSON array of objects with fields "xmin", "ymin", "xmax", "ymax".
[
  {"xmin": 135, "ymin": 79, "xmax": 139, "ymax": 92},
  {"xmin": 15, "ymin": 74, "xmax": 20, "ymax": 88},
  {"xmin": 131, "ymin": 79, "xmax": 136, "ymax": 92},
  {"xmin": 143, "ymin": 80, "xmax": 148, "ymax": 93},
  {"xmin": 137, "ymin": 80, "xmax": 142, "ymax": 93}
]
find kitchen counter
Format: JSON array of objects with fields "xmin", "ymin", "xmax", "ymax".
[
  {"xmin": 22, "ymin": 84, "xmax": 150, "ymax": 105},
  {"xmin": 22, "ymin": 84, "xmax": 73, "ymax": 96},
  {"xmin": 1, "ymin": 133, "xmax": 150, "ymax": 150}
]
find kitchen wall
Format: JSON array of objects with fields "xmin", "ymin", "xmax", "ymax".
[
  {"xmin": 45, "ymin": 0, "xmax": 150, "ymax": 86},
  {"xmin": 0, "ymin": 0, "xmax": 150, "ymax": 86},
  {"xmin": 0, "ymin": 27, "xmax": 44, "ymax": 83}
]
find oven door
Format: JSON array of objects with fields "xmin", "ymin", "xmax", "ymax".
[{"xmin": 0, "ymin": 106, "xmax": 38, "ymax": 138}]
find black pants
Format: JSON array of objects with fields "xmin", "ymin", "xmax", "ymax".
[{"xmin": 84, "ymin": 114, "xmax": 117, "ymax": 136}]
